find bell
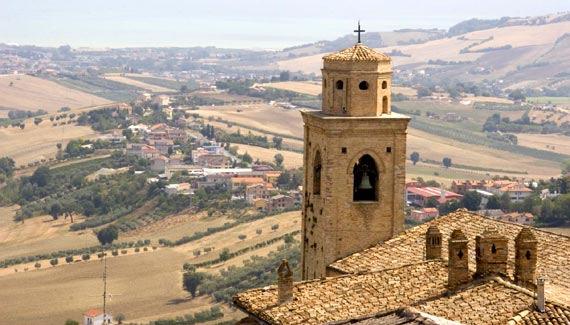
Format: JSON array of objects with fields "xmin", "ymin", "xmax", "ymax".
[{"xmin": 358, "ymin": 171, "xmax": 373, "ymax": 190}]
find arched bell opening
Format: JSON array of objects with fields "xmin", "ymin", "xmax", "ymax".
[{"xmin": 353, "ymin": 154, "xmax": 379, "ymax": 201}]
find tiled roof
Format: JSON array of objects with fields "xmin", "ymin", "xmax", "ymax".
[
  {"xmin": 331, "ymin": 308, "xmax": 441, "ymax": 325},
  {"xmin": 514, "ymin": 302, "xmax": 570, "ymax": 324},
  {"xmin": 323, "ymin": 44, "xmax": 390, "ymax": 63},
  {"xmin": 233, "ymin": 260, "xmax": 449, "ymax": 325},
  {"xmin": 416, "ymin": 278, "xmax": 533, "ymax": 324},
  {"xmin": 328, "ymin": 209, "xmax": 570, "ymax": 304},
  {"xmin": 83, "ymin": 308, "xmax": 103, "ymax": 317}
]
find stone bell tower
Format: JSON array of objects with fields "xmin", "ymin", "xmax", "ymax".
[{"xmin": 301, "ymin": 24, "xmax": 410, "ymax": 280}]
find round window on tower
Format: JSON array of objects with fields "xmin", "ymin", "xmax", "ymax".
[{"xmin": 359, "ymin": 81, "xmax": 369, "ymax": 90}]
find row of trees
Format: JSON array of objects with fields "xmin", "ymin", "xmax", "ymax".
[{"xmin": 410, "ymin": 152, "xmax": 452, "ymax": 168}]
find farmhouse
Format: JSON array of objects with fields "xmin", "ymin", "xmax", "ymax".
[{"xmin": 233, "ymin": 36, "xmax": 570, "ymax": 324}]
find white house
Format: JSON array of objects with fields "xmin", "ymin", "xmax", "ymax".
[{"xmin": 83, "ymin": 309, "xmax": 112, "ymax": 325}]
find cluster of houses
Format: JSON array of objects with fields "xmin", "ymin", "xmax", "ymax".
[
  {"xmin": 125, "ymin": 122, "xmax": 298, "ymax": 212},
  {"xmin": 406, "ymin": 179, "xmax": 539, "ymax": 225}
]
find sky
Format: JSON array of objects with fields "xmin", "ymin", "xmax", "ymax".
[{"xmin": 0, "ymin": 0, "xmax": 568, "ymax": 49}]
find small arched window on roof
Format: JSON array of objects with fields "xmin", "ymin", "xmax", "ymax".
[
  {"xmin": 353, "ymin": 154, "xmax": 379, "ymax": 201},
  {"xmin": 313, "ymin": 151, "xmax": 322, "ymax": 195},
  {"xmin": 336, "ymin": 80, "xmax": 344, "ymax": 90}
]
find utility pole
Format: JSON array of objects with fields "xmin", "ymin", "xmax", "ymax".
[{"xmin": 102, "ymin": 251, "xmax": 108, "ymax": 324}]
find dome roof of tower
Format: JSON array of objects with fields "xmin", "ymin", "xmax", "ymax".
[{"xmin": 323, "ymin": 43, "xmax": 391, "ymax": 63}]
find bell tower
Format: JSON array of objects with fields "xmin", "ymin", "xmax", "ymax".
[{"xmin": 301, "ymin": 24, "xmax": 410, "ymax": 280}]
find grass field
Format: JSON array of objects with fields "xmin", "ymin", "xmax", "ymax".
[
  {"xmin": 0, "ymin": 74, "xmax": 110, "ymax": 112},
  {"xmin": 0, "ymin": 210, "xmax": 300, "ymax": 324},
  {"xmin": 527, "ymin": 97, "xmax": 570, "ymax": 105},
  {"xmin": 0, "ymin": 119, "xmax": 100, "ymax": 165},
  {"xmin": 103, "ymin": 73, "xmax": 175, "ymax": 93}
]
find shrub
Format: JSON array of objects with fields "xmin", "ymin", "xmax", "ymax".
[
  {"xmin": 121, "ymin": 250, "xmax": 127, "ymax": 255},
  {"xmin": 152, "ymin": 246, "xmax": 157, "ymax": 250},
  {"xmin": 204, "ymin": 247, "xmax": 212, "ymax": 253},
  {"xmin": 193, "ymin": 250, "xmax": 201, "ymax": 257},
  {"xmin": 34, "ymin": 262, "xmax": 41, "ymax": 269},
  {"xmin": 112, "ymin": 250, "xmax": 119, "ymax": 256},
  {"xmin": 134, "ymin": 247, "xmax": 140, "ymax": 253},
  {"xmin": 50, "ymin": 258, "xmax": 58, "ymax": 267},
  {"xmin": 97, "ymin": 253, "xmax": 106, "ymax": 259},
  {"xmin": 143, "ymin": 247, "xmax": 148, "ymax": 251},
  {"xmin": 65, "ymin": 256, "xmax": 73, "ymax": 263},
  {"xmin": 81, "ymin": 254, "xmax": 90, "ymax": 261},
  {"xmin": 271, "ymin": 224, "xmax": 280, "ymax": 231},
  {"xmin": 256, "ymin": 228, "xmax": 262, "ymax": 235},
  {"xmin": 238, "ymin": 234, "xmax": 247, "ymax": 240}
]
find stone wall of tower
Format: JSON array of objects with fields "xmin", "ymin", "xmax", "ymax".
[
  {"xmin": 321, "ymin": 61, "xmax": 392, "ymax": 117},
  {"xmin": 301, "ymin": 113, "xmax": 409, "ymax": 280}
]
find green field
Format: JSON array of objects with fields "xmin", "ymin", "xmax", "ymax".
[{"xmin": 527, "ymin": 97, "xmax": 570, "ymax": 105}]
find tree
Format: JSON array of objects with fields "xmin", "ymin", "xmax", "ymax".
[
  {"xmin": 122, "ymin": 128, "xmax": 134, "ymax": 141},
  {"xmin": 219, "ymin": 248, "xmax": 231, "ymax": 261},
  {"xmin": 241, "ymin": 152, "xmax": 252, "ymax": 164},
  {"xmin": 425, "ymin": 197, "xmax": 438, "ymax": 208},
  {"xmin": 279, "ymin": 71, "xmax": 290, "ymax": 82},
  {"xmin": 65, "ymin": 320, "xmax": 79, "ymax": 325},
  {"xmin": 183, "ymin": 271, "xmax": 205, "ymax": 298},
  {"xmin": 442, "ymin": 157, "xmax": 452, "ymax": 168},
  {"xmin": 65, "ymin": 256, "xmax": 73, "ymax": 263},
  {"xmin": 97, "ymin": 225, "xmax": 119, "ymax": 245},
  {"xmin": 115, "ymin": 313, "xmax": 125, "ymax": 324},
  {"xmin": 0, "ymin": 157, "xmax": 16, "ymax": 177},
  {"xmin": 508, "ymin": 89, "xmax": 526, "ymax": 102},
  {"xmin": 274, "ymin": 153, "xmax": 284, "ymax": 168},
  {"xmin": 486, "ymin": 195, "xmax": 501, "ymax": 209},
  {"xmin": 410, "ymin": 152, "xmax": 420, "ymax": 165},
  {"xmin": 180, "ymin": 85, "xmax": 189, "ymax": 93},
  {"xmin": 462, "ymin": 191, "xmax": 482, "ymax": 211},
  {"xmin": 499, "ymin": 193, "xmax": 512, "ymax": 211},
  {"xmin": 50, "ymin": 258, "xmax": 58, "ymax": 267},
  {"xmin": 272, "ymin": 136, "xmax": 283, "ymax": 150},
  {"xmin": 34, "ymin": 117, "xmax": 43, "ymax": 125},
  {"xmin": 49, "ymin": 202, "xmax": 63, "ymax": 220},
  {"xmin": 30, "ymin": 166, "xmax": 51, "ymax": 187},
  {"xmin": 438, "ymin": 200, "xmax": 462, "ymax": 215},
  {"xmin": 417, "ymin": 87, "xmax": 432, "ymax": 97}
]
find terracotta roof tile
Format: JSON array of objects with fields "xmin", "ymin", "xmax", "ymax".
[
  {"xmin": 323, "ymin": 44, "xmax": 391, "ymax": 63},
  {"xmin": 417, "ymin": 278, "xmax": 533, "ymax": 324},
  {"xmin": 234, "ymin": 260, "xmax": 448, "ymax": 325},
  {"xmin": 515, "ymin": 302, "xmax": 570, "ymax": 324},
  {"xmin": 328, "ymin": 209, "xmax": 570, "ymax": 305}
]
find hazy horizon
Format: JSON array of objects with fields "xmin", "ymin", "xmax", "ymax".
[{"xmin": 0, "ymin": 0, "xmax": 568, "ymax": 49}]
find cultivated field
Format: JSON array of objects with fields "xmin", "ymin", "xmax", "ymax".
[
  {"xmin": 0, "ymin": 210, "xmax": 300, "ymax": 324},
  {"xmin": 277, "ymin": 22, "xmax": 570, "ymax": 75},
  {"xmin": 236, "ymin": 144, "xmax": 303, "ymax": 168},
  {"xmin": 197, "ymin": 103, "xmax": 560, "ymax": 179},
  {"xmin": 103, "ymin": 73, "xmax": 175, "ymax": 93},
  {"xmin": 0, "ymin": 74, "xmax": 110, "ymax": 112},
  {"xmin": 260, "ymin": 81, "xmax": 321, "ymax": 96},
  {"xmin": 0, "ymin": 207, "xmax": 98, "ymax": 261},
  {"xmin": 0, "ymin": 119, "xmax": 100, "ymax": 166},
  {"xmin": 516, "ymin": 133, "xmax": 570, "ymax": 156},
  {"xmin": 197, "ymin": 103, "xmax": 303, "ymax": 138}
]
